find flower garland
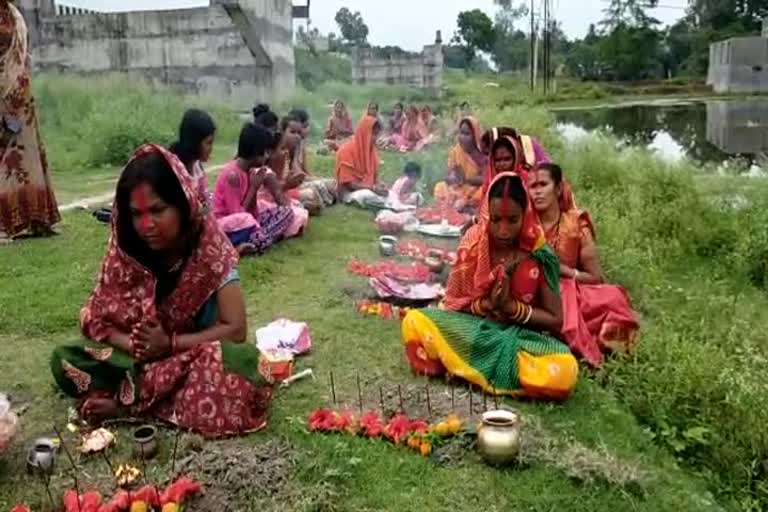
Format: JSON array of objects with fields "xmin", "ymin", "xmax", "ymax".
[
  {"xmin": 308, "ymin": 409, "xmax": 464, "ymax": 457},
  {"xmin": 11, "ymin": 477, "xmax": 201, "ymax": 512}
]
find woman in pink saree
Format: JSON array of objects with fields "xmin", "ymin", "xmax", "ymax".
[
  {"xmin": 529, "ymin": 163, "xmax": 639, "ymax": 367},
  {"xmin": 387, "ymin": 105, "xmax": 434, "ymax": 153},
  {"xmin": 212, "ymin": 123, "xmax": 294, "ymax": 255}
]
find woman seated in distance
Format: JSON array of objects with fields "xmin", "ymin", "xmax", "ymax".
[{"xmin": 51, "ymin": 145, "xmax": 272, "ymax": 437}]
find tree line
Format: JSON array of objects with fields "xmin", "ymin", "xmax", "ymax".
[{"xmin": 314, "ymin": 2, "xmax": 768, "ymax": 82}]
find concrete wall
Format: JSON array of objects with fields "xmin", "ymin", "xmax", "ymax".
[
  {"xmin": 351, "ymin": 35, "xmax": 443, "ymax": 95},
  {"xmin": 708, "ymin": 36, "xmax": 768, "ymax": 93},
  {"xmin": 706, "ymin": 100, "xmax": 768, "ymax": 155},
  {"xmin": 18, "ymin": 0, "xmax": 296, "ymax": 109}
]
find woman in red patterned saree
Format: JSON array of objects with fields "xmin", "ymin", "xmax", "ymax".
[
  {"xmin": 0, "ymin": 1, "xmax": 59, "ymax": 239},
  {"xmin": 529, "ymin": 163, "xmax": 639, "ymax": 368},
  {"xmin": 51, "ymin": 145, "xmax": 272, "ymax": 437}
]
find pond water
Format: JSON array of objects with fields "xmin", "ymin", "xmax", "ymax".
[{"xmin": 553, "ymin": 99, "xmax": 768, "ymax": 171}]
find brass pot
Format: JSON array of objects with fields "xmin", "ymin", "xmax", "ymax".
[
  {"xmin": 132, "ymin": 425, "xmax": 158, "ymax": 460},
  {"xmin": 476, "ymin": 410, "xmax": 521, "ymax": 466}
]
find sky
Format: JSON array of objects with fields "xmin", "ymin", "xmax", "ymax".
[{"xmin": 64, "ymin": 0, "xmax": 687, "ymax": 51}]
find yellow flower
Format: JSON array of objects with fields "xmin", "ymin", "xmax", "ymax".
[{"xmin": 420, "ymin": 441, "xmax": 431, "ymax": 457}]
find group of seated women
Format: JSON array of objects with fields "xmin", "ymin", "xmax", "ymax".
[
  {"xmin": 48, "ymin": 102, "xmax": 639, "ymax": 442},
  {"xmin": 402, "ymin": 119, "xmax": 640, "ymax": 399},
  {"xmin": 322, "ymin": 99, "xmax": 439, "ymax": 155}
]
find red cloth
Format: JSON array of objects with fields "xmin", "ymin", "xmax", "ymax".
[
  {"xmin": 348, "ymin": 259, "xmax": 431, "ymax": 282},
  {"xmin": 560, "ymin": 279, "xmax": 639, "ymax": 367},
  {"xmin": 80, "ymin": 144, "xmax": 238, "ymax": 343},
  {"xmin": 414, "ymin": 206, "xmax": 469, "ymax": 227},
  {"xmin": 442, "ymin": 172, "xmax": 548, "ymax": 312},
  {"xmin": 548, "ymin": 209, "xmax": 639, "ymax": 367}
]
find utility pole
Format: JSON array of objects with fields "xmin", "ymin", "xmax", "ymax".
[{"xmin": 530, "ymin": 0, "xmax": 535, "ymax": 92}]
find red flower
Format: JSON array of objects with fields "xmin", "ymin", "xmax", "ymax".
[
  {"xmin": 160, "ymin": 478, "xmax": 202, "ymax": 506},
  {"xmin": 308, "ymin": 408, "xmax": 335, "ymax": 432},
  {"xmin": 96, "ymin": 490, "xmax": 130, "ymax": 512},
  {"xmin": 130, "ymin": 485, "xmax": 159, "ymax": 508},
  {"xmin": 384, "ymin": 414, "xmax": 413, "ymax": 444},
  {"xmin": 332, "ymin": 410, "xmax": 357, "ymax": 434},
  {"xmin": 63, "ymin": 490, "xmax": 102, "ymax": 512},
  {"xmin": 409, "ymin": 419, "xmax": 429, "ymax": 434},
  {"xmin": 359, "ymin": 411, "xmax": 384, "ymax": 437},
  {"xmin": 11, "ymin": 506, "xmax": 31, "ymax": 512}
]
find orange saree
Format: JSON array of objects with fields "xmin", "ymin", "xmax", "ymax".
[
  {"xmin": 434, "ymin": 116, "xmax": 486, "ymax": 208},
  {"xmin": 547, "ymin": 209, "xmax": 639, "ymax": 367},
  {"xmin": 335, "ymin": 116, "xmax": 380, "ymax": 192}
]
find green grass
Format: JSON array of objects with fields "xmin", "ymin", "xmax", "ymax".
[{"xmin": 3, "ymin": 70, "xmax": 768, "ymax": 510}]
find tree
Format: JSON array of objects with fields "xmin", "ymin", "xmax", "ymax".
[
  {"xmin": 334, "ymin": 7, "xmax": 369, "ymax": 45},
  {"xmin": 599, "ymin": 22, "xmax": 663, "ymax": 80},
  {"xmin": 601, "ymin": 0, "xmax": 660, "ymax": 30},
  {"xmin": 454, "ymin": 9, "xmax": 496, "ymax": 66},
  {"xmin": 491, "ymin": 2, "xmax": 529, "ymax": 71}
]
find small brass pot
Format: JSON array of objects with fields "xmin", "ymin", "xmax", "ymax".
[
  {"xmin": 132, "ymin": 425, "xmax": 158, "ymax": 460},
  {"xmin": 476, "ymin": 410, "xmax": 521, "ymax": 466}
]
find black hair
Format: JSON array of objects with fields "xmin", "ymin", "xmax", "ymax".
[
  {"xmin": 253, "ymin": 103, "xmax": 279, "ymax": 131},
  {"xmin": 280, "ymin": 113, "xmax": 302, "ymax": 132},
  {"xmin": 460, "ymin": 100, "xmax": 470, "ymax": 108},
  {"xmin": 481, "ymin": 127, "xmax": 519, "ymax": 153},
  {"xmin": 170, "ymin": 109, "xmax": 216, "ymax": 170},
  {"xmin": 237, "ymin": 122, "xmax": 273, "ymax": 160},
  {"xmin": 491, "ymin": 136, "xmax": 518, "ymax": 162},
  {"xmin": 114, "ymin": 152, "xmax": 197, "ymax": 285},
  {"xmin": 289, "ymin": 108, "xmax": 310, "ymax": 124},
  {"xmin": 488, "ymin": 175, "xmax": 527, "ymax": 212},
  {"xmin": 394, "ymin": 102, "xmax": 404, "ymax": 110},
  {"xmin": 535, "ymin": 162, "xmax": 563, "ymax": 186},
  {"xmin": 404, "ymin": 161, "xmax": 422, "ymax": 179}
]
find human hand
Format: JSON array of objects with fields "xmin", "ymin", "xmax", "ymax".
[
  {"xmin": 374, "ymin": 183, "xmax": 389, "ymax": 197},
  {"xmin": 286, "ymin": 170, "xmax": 306, "ymax": 189},
  {"xmin": 131, "ymin": 320, "xmax": 171, "ymax": 362},
  {"xmin": 248, "ymin": 168, "xmax": 268, "ymax": 190}
]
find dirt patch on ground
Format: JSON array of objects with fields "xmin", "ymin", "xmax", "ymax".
[{"xmin": 177, "ymin": 438, "xmax": 297, "ymax": 512}]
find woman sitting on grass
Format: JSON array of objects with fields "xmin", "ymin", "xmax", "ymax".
[
  {"xmin": 50, "ymin": 145, "xmax": 272, "ymax": 437},
  {"xmin": 401, "ymin": 171, "xmax": 578, "ymax": 400},
  {"xmin": 529, "ymin": 163, "xmax": 639, "ymax": 367},
  {"xmin": 480, "ymin": 130, "xmax": 576, "ymax": 214},
  {"xmin": 213, "ymin": 123, "xmax": 294, "ymax": 255},
  {"xmin": 269, "ymin": 113, "xmax": 334, "ymax": 216},
  {"xmin": 324, "ymin": 99, "xmax": 354, "ymax": 152},
  {"xmin": 335, "ymin": 116, "xmax": 388, "ymax": 208},
  {"xmin": 170, "ymin": 108, "xmax": 216, "ymax": 209},
  {"xmin": 433, "ymin": 116, "xmax": 487, "ymax": 211},
  {"xmin": 388, "ymin": 105, "xmax": 433, "ymax": 153}
]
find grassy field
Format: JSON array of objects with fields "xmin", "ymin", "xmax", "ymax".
[{"xmin": 1, "ymin": 71, "xmax": 768, "ymax": 510}]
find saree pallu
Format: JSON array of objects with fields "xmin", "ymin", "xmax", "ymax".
[
  {"xmin": 50, "ymin": 341, "xmax": 272, "ymax": 438},
  {"xmin": 0, "ymin": 4, "xmax": 59, "ymax": 237},
  {"xmin": 560, "ymin": 278, "xmax": 639, "ymax": 368},
  {"xmin": 402, "ymin": 309, "xmax": 578, "ymax": 401}
]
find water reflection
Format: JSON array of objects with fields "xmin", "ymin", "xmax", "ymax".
[{"xmin": 554, "ymin": 100, "xmax": 768, "ymax": 166}]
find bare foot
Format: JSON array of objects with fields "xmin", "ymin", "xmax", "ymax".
[
  {"xmin": 80, "ymin": 397, "xmax": 123, "ymax": 424},
  {"xmin": 236, "ymin": 242, "xmax": 257, "ymax": 256}
]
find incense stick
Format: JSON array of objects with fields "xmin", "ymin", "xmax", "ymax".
[
  {"xmin": 356, "ymin": 373, "xmax": 363, "ymax": 413},
  {"xmin": 450, "ymin": 379, "xmax": 455, "ymax": 411},
  {"xmin": 52, "ymin": 425, "xmax": 82, "ymax": 512},
  {"xmin": 329, "ymin": 371, "xmax": 337, "ymax": 404},
  {"xmin": 378, "ymin": 386, "xmax": 385, "ymax": 413},
  {"xmin": 397, "ymin": 385, "xmax": 404, "ymax": 412},
  {"xmin": 425, "ymin": 383, "xmax": 432, "ymax": 417},
  {"xmin": 171, "ymin": 428, "xmax": 181, "ymax": 475}
]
